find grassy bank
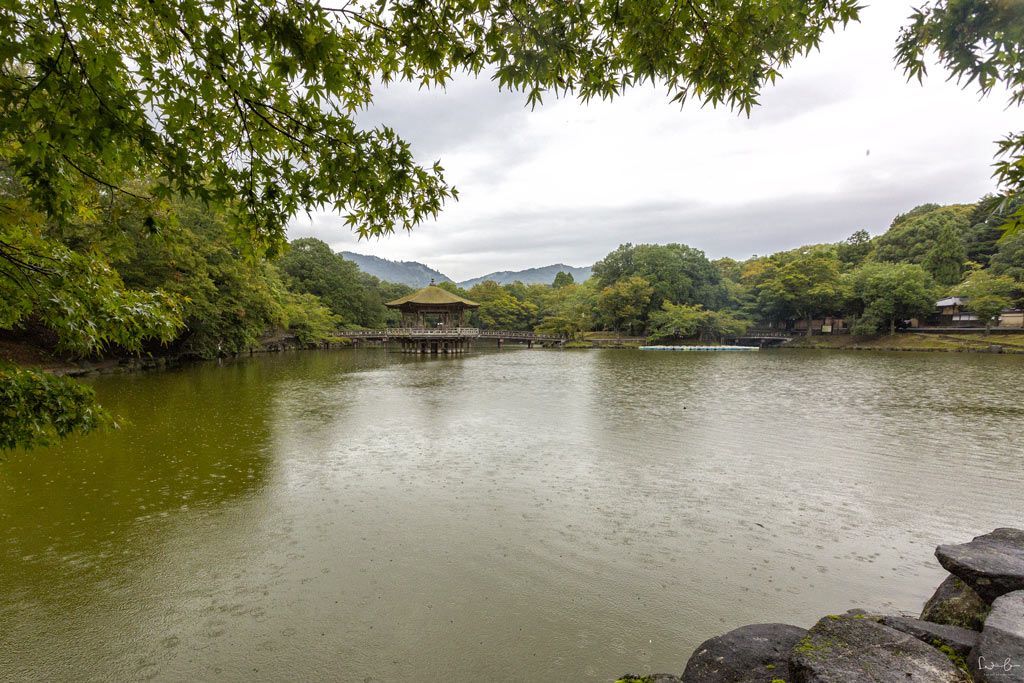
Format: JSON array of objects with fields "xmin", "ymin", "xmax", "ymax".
[{"xmin": 782, "ymin": 331, "xmax": 1024, "ymax": 353}]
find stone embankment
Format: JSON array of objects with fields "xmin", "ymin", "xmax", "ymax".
[{"xmin": 620, "ymin": 528, "xmax": 1024, "ymax": 683}]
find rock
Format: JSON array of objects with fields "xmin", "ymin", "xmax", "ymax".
[
  {"xmin": 936, "ymin": 528, "xmax": 1024, "ymax": 603},
  {"xmin": 922, "ymin": 574, "xmax": 991, "ymax": 630},
  {"xmin": 970, "ymin": 590, "xmax": 1024, "ymax": 683},
  {"xmin": 616, "ymin": 676, "xmax": 682, "ymax": 683},
  {"xmin": 789, "ymin": 614, "xmax": 970, "ymax": 682},
  {"xmin": 681, "ymin": 623, "xmax": 806, "ymax": 683},
  {"xmin": 879, "ymin": 614, "xmax": 977, "ymax": 659}
]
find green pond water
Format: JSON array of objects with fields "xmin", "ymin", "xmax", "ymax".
[{"xmin": 2, "ymin": 348, "xmax": 1022, "ymax": 681}]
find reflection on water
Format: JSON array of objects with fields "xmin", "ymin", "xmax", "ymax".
[{"xmin": 1, "ymin": 349, "xmax": 1022, "ymax": 680}]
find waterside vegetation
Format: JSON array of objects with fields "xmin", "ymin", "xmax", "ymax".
[{"xmin": 410, "ymin": 197, "xmax": 1024, "ymax": 346}]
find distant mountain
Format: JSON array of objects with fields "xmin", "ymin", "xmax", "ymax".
[
  {"xmin": 340, "ymin": 252, "xmax": 593, "ymax": 289},
  {"xmin": 458, "ymin": 264, "xmax": 593, "ymax": 289},
  {"xmin": 340, "ymin": 252, "xmax": 452, "ymax": 288}
]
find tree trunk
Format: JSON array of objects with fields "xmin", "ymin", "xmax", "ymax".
[
  {"xmin": 805, "ymin": 315, "xmax": 812, "ymax": 336},
  {"xmin": 890, "ymin": 317, "xmax": 896, "ymax": 336}
]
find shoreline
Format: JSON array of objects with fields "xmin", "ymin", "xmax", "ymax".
[
  {"xmin": 780, "ymin": 331, "xmax": 1024, "ymax": 354},
  {"xmin": 621, "ymin": 528, "xmax": 1024, "ymax": 683},
  {"xmin": 0, "ymin": 334, "xmax": 348, "ymax": 379},
  {"xmin": 4, "ymin": 330, "xmax": 1024, "ymax": 381}
]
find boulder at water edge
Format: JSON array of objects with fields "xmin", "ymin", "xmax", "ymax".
[
  {"xmin": 936, "ymin": 528, "xmax": 1024, "ymax": 603},
  {"xmin": 921, "ymin": 574, "xmax": 991, "ymax": 630},
  {"xmin": 680, "ymin": 623, "xmax": 807, "ymax": 683},
  {"xmin": 879, "ymin": 614, "xmax": 978, "ymax": 659},
  {"xmin": 616, "ymin": 675, "xmax": 682, "ymax": 683},
  {"xmin": 789, "ymin": 614, "xmax": 970, "ymax": 682},
  {"xmin": 970, "ymin": 590, "xmax": 1024, "ymax": 683}
]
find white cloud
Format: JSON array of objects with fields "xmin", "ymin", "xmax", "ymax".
[{"xmin": 288, "ymin": 2, "xmax": 1018, "ymax": 280}]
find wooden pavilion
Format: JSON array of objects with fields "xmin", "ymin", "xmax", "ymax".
[{"xmin": 384, "ymin": 281, "xmax": 480, "ymax": 354}]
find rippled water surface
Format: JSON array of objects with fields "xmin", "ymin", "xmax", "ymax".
[{"xmin": 2, "ymin": 348, "xmax": 1022, "ymax": 681}]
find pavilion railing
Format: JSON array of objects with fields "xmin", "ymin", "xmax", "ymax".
[
  {"xmin": 338, "ymin": 328, "xmax": 567, "ymax": 340},
  {"xmin": 341, "ymin": 328, "xmax": 481, "ymax": 337}
]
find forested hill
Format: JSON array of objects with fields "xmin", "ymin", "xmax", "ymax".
[
  {"xmin": 458, "ymin": 264, "xmax": 593, "ymax": 288},
  {"xmin": 340, "ymin": 252, "xmax": 452, "ymax": 287}
]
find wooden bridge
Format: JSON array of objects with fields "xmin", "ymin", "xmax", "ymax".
[
  {"xmin": 338, "ymin": 327, "xmax": 567, "ymax": 353},
  {"xmin": 730, "ymin": 328, "xmax": 798, "ymax": 347}
]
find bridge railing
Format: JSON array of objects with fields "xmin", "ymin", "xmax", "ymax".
[
  {"xmin": 736, "ymin": 328, "xmax": 797, "ymax": 339},
  {"xmin": 480, "ymin": 329, "xmax": 532, "ymax": 338},
  {"xmin": 478, "ymin": 330, "xmax": 568, "ymax": 340}
]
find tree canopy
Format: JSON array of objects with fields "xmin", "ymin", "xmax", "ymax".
[
  {"xmin": 896, "ymin": 0, "xmax": 1024, "ymax": 232},
  {"xmin": 923, "ymin": 224, "xmax": 967, "ymax": 287},
  {"xmin": 277, "ymin": 238, "xmax": 410, "ymax": 327},
  {"xmin": 1, "ymin": 0, "xmax": 861, "ymax": 261},
  {"xmin": 871, "ymin": 204, "xmax": 974, "ymax": 265},
  {"xmin": 754, "ymin": 251, "xmax": 843, "ymax": 332},
  {"xmin": 845, "ymin": 262, "xmax": 937, "ymax": 336},
  {"xmin": 954, "ymin": 267, "xmax": 1019, "ymax": 332},
  {"xmin": 592, "ymin": 243, "xmax": 727, "ymax": 313}
]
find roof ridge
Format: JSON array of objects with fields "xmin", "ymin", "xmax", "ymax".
[{"xmin": 385, "ymin": 284, "xmax": 480, "ymax": 308}]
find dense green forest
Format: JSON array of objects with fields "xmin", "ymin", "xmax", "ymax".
[
  {"xmin": 5, "ymin": 184, "xmax": 1024, "ymax": 359},
  {"xmin": 1, "ymin": 172, "xmax": 412, "ymax": 360},
  {"xmin": 425, "ymin": 196, "xmax": 1023, "ymax": 341}
]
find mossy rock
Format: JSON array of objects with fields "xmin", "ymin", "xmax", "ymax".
[
  {"xmin": 921, "ymin": 574, "xmax": 991, "ymax": 631},
  {"xmin": 682, "ymin": 623, "xmax": 806, "ymax": 683},
  {"xmin": 789, "ymin": 614, "xmax": 970, "ymax": 682}
]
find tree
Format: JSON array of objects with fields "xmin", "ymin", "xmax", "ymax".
[
  {"xmin": 0, "ymin": 363, "xmax": 114, "ymax": 450},
  {"xmin": 552, "ymin": 271, "xmax": 575, "ymax": 289},
  {"xmin": 872, "ymin": 204, "xmax": 973, "ymax": 264},
  {"xmin": 592, "ymin": 243, "xmax": 727, "ymax": 318},
  {"xmin": 755, "ymin": 252, "xmax": 843, "ymax": 334},
  {"xmin": 536, "ymin": 281, "xmax": 596, "ymax": 339},
  {"xmin": 964, "ymin": 194, "xmax": 1023, "ymax": 265},
  {"xmin": 897, "ymin": 1, "xmax": 1024, "ymax": 234},
  {"xmin": 282, "ymin": 293, "xmax": 341, "ymax": 345},
  {"xmin": 532, "ymin": 278, "xmax": 598, "ymax": 339},
  {"xmin": 647, "ymin": 301, "xmax": 704, "ymax": 341},
  {"xmin": 105, "ymin": 200, "xmax": 340, "ymax": 357},
  {"xmin": 990, "ymin": 231, "xmax": 1024, "ymax": 282},
  {"xmin": 596, "ymin": 276, "xmax": 654, "ymax": 336},
  {"xmin": 467, "ymin": 281, "xmax": 538, "ymax": 330},
  {"xmin": 277, "ymin": 238, "xmax": 389, "ymax": 327},
  {"xmin": 845, "ymin": 262, "xmax": 936, "ymax": 336},
  {"xmin": 836, "ymin": 229, "xmax": 873, "ymax": 268},
  {"xmin": 923, "ymin": 224, "xmax": 966, "ymax": 286},
  {"xmin": 647, "ymin": 302, "xmax": 748, "ymax": 343},
  {"xmin": 954, "ymin": 267, "xmax": 1018, "ymax": 334}
]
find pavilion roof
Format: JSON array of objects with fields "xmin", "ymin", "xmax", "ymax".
[{"xmin": 384, "ymin": 284, "xmax": 480, "ymax": 308}]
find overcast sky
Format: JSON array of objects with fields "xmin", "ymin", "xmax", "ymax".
[{"xmin": 287, "ymin": 2, "xmax": 1019, "ymax": 281}]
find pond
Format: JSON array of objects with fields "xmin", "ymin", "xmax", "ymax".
[{"xmin": 2, "ymin": 348, "xmax": 1022, "ymax": 680}]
